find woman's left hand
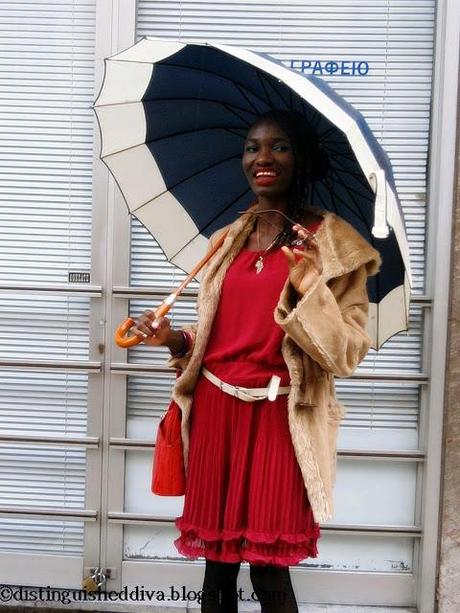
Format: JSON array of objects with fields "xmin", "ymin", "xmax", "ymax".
[{"xmin": 281, "ymin": 224, "xmax": 323, "ymax": 296}]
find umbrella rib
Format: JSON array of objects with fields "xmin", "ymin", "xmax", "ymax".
[
  {"xmin": 132, "ymin": 152, "xmax": 245, "ymax": 215},
  {"xmin": 316, "ymin": 169, "xmax": 370, "ymax": 227},
  {"xmin": 324, "ymin": 170, "xmax": 371, "ymax": 227},
  {"xmin": 225, "ymin": 126, "xmax": 251, "ymax": 139},
  {"xmin": 337, "ymin": 181, "xmax": 374, "ymax": 210},
  {"xmin": 200, "ymin": 191, "xmax": 252, "ymax": 236},
  {"xmin": 168, "ymin": 152, "xmax": 244, "ymax": 191},
  {"xmin": 315, "ymin": 177, "xmax": 344, "ymax": 216},
  {"xmin": 257, "ymin": 70, "xmax": 291, "ymax": 109},
  {"xmin": 328, "ymin": 147, "xmax": 372, "ymax": 184},
  {"xmin": 331, "ymin": 156, "xmax": 373, "ymax": 192},
  {"xmin": 95, "ymin": 95, "xmax": 257, "ymax": 116},
  {"xmin": 145, "ymin": 124, "xmax": 247, "ymax": 145},
  {"xmin": 317, "ymin": 126, "xmax": 378, "ymax": 186},
  {"xmin": 170, "ymin": 187, "xmax": 253, "ymax": 260},
  {"xmin": 325, "ymin": 141, "xmax": 368, "ymax": 163},
  {"xmin": 253, "ymin": 70, "xmax": 274, "ymax": 107},
  {"xmin": 143, "ymin": 94, "xmax": 262, "ymax": 117},
  {"xmin": 310, "ymin": 109, "xmax": 326, "ymax": 132},
  {"xmin": 333, "ymin": 166, "xmax": 372, "ymax": 191},
  {"xmin": 318, "ymin": 124, "xmax": 341, "ymax": 141},
  {"xmin": 220, "ymin": 99, "xmax": 256, "ymax": 126},
  {"xmin": 254, "ymin": 69, "xmax": 290, "ymax": 110},
  {"xmin": 316, "ymin": 171, "xmax": 362, "ymax": 221},
  {"xmin": 157, "ymin": 60, "xmax": 275, "ymax": 111},
  {"xmin": 321, "ymin": 151, "xmax": 370, "ymax": 198},
  {"xmin": 101, "ymin": 126, "xmax": 245, "ymax": 160},
  {"xmin": 232, "ymin": 81, "xmax": 266, "ymax": 116},
  {"xmin": 301, "ymin": 106, "xmax": 333, "ymax": 139},
  {"xmin": 310, "ymin": 183, "xmax": 332, "ymax": 212},
  {"xmin": 193, "ymin": 186, "xmax": 252, "ymax": 237}
]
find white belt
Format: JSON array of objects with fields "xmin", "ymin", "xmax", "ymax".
[{"xmin": 201, "ymin": 366, "xmax": 291, "ymax": 402}]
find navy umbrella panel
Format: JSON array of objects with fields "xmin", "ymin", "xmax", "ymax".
[{"xmin": 94, "ymin": 37, "xmax": 412, "ymax": 350}]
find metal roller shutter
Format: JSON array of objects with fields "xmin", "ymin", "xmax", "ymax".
[{"xmin": 0, "ymin": 0, "xmax": 98, "ymax": 586}]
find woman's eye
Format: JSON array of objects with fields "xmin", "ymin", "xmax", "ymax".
[
  {"xmin": 274, "ymin": 144, "xmax": 290, "ymax": 152},
  {"xmin": 245, "ymin": 145, "xmax": 257, "ymax": 153}
]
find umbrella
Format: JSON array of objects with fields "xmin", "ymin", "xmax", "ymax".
[{"xmin": 93, "ymin": 36, "xmax": 412, "ymax": 350}]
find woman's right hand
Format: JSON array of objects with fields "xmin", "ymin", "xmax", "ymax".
[{"xmin": 131, "ymin": 311, "xmax": 172, "ymax": 346}]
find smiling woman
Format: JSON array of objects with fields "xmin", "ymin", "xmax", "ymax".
[
  {"xmin": 242, "ymin": 121, "xmax": 296, "ymax": 200},
  {"xmin": 131, "ymin": 110, "xmax": 381, "ymax": 613}
]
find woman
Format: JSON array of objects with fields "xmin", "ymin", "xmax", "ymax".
[{"xmin": 133, "ymin": 110, "xmax": 382, "ymax": 612}]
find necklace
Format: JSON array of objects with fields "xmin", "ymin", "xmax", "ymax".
[{"xmin": 254, "ymin": 221, "xmax": 284, "ymax": 274}]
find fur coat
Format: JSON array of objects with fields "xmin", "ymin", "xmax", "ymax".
[{"xmin": 166, "ymin": 201, "xmax": 382, "ymax": 523}]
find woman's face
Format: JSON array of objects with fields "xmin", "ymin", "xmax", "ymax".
[{"xmin": 242, "ymin": 120, "xmax": 296, "ymax": 201}]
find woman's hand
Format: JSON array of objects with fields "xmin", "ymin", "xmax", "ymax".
[
  {"xmin": 131, "ymin": 311, "xmax": 172, "ymax": 347},
  {"xmin": 281, "ymin": 224, "xmax": 323, "ymax": 296}
]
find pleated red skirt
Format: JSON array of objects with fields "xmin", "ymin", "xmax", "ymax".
[{"xmin": 174, "ymin": 368, "xmax": 320, "ymax": 566}]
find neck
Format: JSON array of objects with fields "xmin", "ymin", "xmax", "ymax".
[{"xmin": 255, "ymin": 198, "xmax": 289, "ymax": 233}]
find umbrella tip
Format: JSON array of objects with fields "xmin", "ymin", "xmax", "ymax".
[{"xmin": 371, "ymin": 224, "xmax": 390, "ymax": 239}]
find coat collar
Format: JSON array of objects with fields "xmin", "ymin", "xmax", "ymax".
[{"xmin": 203, "ymin": 201, "xmax": 381, "ymax": 285}]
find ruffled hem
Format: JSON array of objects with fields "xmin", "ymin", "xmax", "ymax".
[{"xmin": 174, "ymin": 519, "xmax": 319, "ymax": 567}]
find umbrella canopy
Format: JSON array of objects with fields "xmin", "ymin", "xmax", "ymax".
[{"xmin": 94, "ymin": 36, "xmax": 412, "ymax": 350}]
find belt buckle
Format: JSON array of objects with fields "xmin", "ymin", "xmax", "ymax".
[{"xmin": 268, "ymin": 375, "xmax": 281, "ymax": 401}]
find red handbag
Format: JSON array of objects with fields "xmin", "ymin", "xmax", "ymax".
[{"xmin": 151, "ymin": 398, "xmax": 186, "ymax": 496}]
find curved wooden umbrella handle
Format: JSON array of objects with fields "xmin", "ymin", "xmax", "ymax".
[
  {"xmin": 115, "ymin": 318, "xmax": 138, "ymax": 348},
  {"xmin": 115, "ymin": 299, "xmax": 174, "ymax": 348}
]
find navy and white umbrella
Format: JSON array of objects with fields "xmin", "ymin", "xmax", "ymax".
[{"xmin": 94, "ymin": 37, "xmax": 412, "ymax": 350}]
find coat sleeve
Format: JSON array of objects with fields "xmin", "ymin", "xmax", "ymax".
[
  {"xmin": 165, "ymin": 228, "xmax": 226, "ymax": 370},
  {"xmin": 274, "ymin": 263, "xmax": 375, "ymax": 377}
]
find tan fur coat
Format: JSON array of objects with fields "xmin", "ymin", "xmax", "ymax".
[{"xmin": 166, "ymin": 201, "xmax": 382, "ymax": 523}]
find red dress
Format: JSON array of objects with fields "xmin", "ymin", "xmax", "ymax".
[{"xmin": 174, "ymin": 221, "xmax": 322, "ymax": 566}]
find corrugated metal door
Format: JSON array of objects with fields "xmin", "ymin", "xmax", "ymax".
[
  {"xmin": 0, "ymin": 0, "xmax": 101, "ymax": 587},
  {"xmin": 109, "ymin": 0, "xmax": 435, "ymax": 607}
]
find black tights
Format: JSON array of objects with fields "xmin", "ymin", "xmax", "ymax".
[
  {"xmin": 201, "ymin": 560, "xmax": 240, "ymax": 612},
  {"xmin": 249, "ymin": 564, "xmax": 299, "ymax": 612},
  {"xmin": 201, "ymin": 560, "xmax": 298, "ymax": 613}
]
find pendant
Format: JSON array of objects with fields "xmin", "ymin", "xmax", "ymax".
[{"xmin": 255, "ymin": 255, "xmax": 264, "ymax": 274}]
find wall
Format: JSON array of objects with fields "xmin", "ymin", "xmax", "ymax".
[{"xmin": 437, "ymin": 73, "xmax": 460, "ymax": 612}]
